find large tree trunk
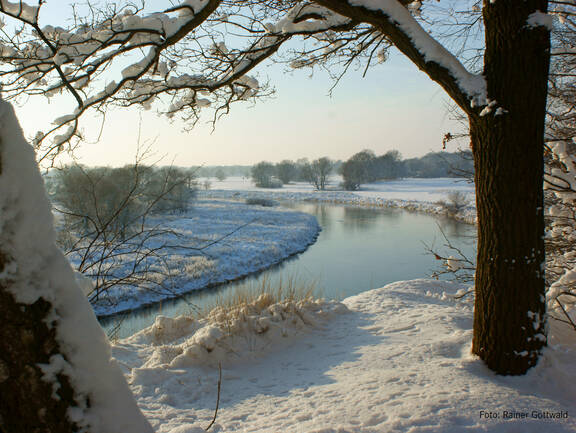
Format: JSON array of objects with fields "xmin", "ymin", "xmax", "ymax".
[
  {"xmin": 0, "ymin": 100, "xmax": 153, "ymax": 433},
  {"xmin": 0, "ymin": 285, "xmax": 84, "ymax": 432},
  {"xmin": 470, "ymin": 0, "xmax": 550, "ymax": 375}
]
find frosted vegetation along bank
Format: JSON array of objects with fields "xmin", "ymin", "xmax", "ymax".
[
  {"xmin": 202, "ymin": 176, "xmax": 477, "ymax": 223},
  {"xmin": 48, "ymin": 160, "xmax": 475, "ymax": 318}
]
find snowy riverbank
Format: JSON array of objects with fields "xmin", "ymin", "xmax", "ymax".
[
  {"xmin": 113, "ymin": 279, "xmax": 576, "ymax": 432},
  {"xmin": 79, "ymin": 177, "xmax": 476, "ymax": 317},
  {"xmin": 87, "ymin": 199, "xmax": 320, "ymax": 317},
  {"xmin": 201, "ymin": 177, "xmax": 477, "ymax": 224}
]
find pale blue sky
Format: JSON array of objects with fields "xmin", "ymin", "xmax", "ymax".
[{"xmin": 11, "ymin": 2, "xmax": 467, "ymax": 167}]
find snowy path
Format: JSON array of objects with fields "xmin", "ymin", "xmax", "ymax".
[{"xmin": 114, "ymin": 280, "xmax": 576, "ymax": 432}]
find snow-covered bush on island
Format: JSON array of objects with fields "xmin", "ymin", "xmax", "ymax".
[{"xmin": 250, "ymin": 162, "xmax": 282, "ymax": 188}]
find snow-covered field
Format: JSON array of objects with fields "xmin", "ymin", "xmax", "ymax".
[
  {"xmin": 202, "ymin": 177, "xmax": 476, "ymax": 223},
  {"xmin": 113, "ymin": 279, "xmax": 576, "ymax": 432},
  {"xmin": 87, "ymin": 199, "xmax": 320, "ymax": 316},
  {"xmin": 210, "ymin": 176, "xmax": 474, "ymax": 202}
]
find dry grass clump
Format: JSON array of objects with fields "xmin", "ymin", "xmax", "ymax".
[
  {"xmin": 197, "ymin": 278, "xmax": 322, "ymax": 337},
  {"xmin": 134, "ymin": 278, "xmax": 347, "ymax": 368},
  {"xmin": 197, "ymin": 277, "xmax": 317, "ymax": 318}
]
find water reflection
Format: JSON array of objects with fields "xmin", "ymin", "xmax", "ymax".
[
  {"xmin": 101, "ymin": 203, "xmax": 476, "ymax": 339},
  {"xmin": 284, "ymin": 202, "xmax": 333, "ymax": 230},
  {"xmin": 341, "ymin": 206, "xmax": 401, "ymax": 232}
]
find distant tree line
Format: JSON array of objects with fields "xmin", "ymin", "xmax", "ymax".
[
  {"xmin": 196, "ymin": 165, "xmax": 251, "ymax": 179},
  {"xmin": 249, "ymin": 150, "xmax": 472, "ymax": 191},
  {"xmin": 251, "ymin": 157, "xmax": 336, "ymax": 190},
  {"xmin": 340, "ymin": 149, "xmax": 473, "ymax": 190}
]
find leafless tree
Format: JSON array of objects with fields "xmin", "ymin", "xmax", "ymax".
[
  {"xmin": 303, "ymin": 157, "xmax": 333, "ymax": 190},
  {"xmin": 51, "ymin": 160, "xmax": 197, "ymax": 305}
]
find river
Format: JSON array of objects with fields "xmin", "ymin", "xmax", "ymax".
[{"xmin": 100, "ymin": 202, "xmax": 476, "ymax": 339}]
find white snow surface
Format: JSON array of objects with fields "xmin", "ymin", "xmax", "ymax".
[
  {"xmin": 113, "ymin": 279, "xmax": 576, "ymax": 432},
  {"xmin": 79, "ymin": 199, "xmax": 320, "ymax": 317},
  {"xmin": 0, "ymin": 99, "xmax": 152, "ymax": 431}
]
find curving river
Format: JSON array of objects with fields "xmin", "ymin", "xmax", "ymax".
[{"xmin": 100, "ymin": 202, "xmax": 476, "ymax": 339}]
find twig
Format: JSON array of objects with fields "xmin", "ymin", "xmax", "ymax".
[
  {"xmin": 197, "ymin": 219, "xmax": 257, "ymax": 251},
  {"xmin": 555, "ymin": 298, "xmax": 576, "ymax": 331},
  {"xmin": 205, "ymin": 362, "xmax": 222, "ymax": 432}
]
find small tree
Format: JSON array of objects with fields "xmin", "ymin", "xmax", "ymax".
[
  {"xmin": 275, "ymin": 160, "xmax": 298, "ymax": 184},
  {"xmin": 303, "ymin": 157, "xmax": 333, "ymax": 190},
  {"xmin": 251, "ymin": 161, "xmax": 280, "ymax": 188},
  {"xmin": 145, "ymin": 166, "xmax": 196, "ymax": 214},
  {"xmin": 215, "ymin": 168, "xmax": 226, "ymax": 181},
  {"xmin": 340, "ymin": 150, "xmax": 377, "ymax": 190}
]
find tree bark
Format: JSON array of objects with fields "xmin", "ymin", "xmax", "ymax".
[
  {"xmin": 470, "ymin": 0, "xmax": 550, "ymax": 375},
  {"xmin": 314, "ymin": 0, "xmax": 551, "ymax": 375},
  {"xmin": 0, "ymin": 140, "xmax": 84, "ymax": 431},
  {"xmin": 0, "ymin": 287, "xmax": 85, "ymax": 433},
  {"xmin": 0, "ymin": 286, "xmax": 85, "ymax": 432}
]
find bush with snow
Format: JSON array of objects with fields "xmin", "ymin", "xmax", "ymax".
[
  {"xmin": 126, "ymin": 287, "xmax": 348, "ymax": 369},
  {"xmin": 544, "ymin": 142, "xmax": 576, "ymax": 332},
  {"xmin": 436, "ymin": 190, "xmax": 470, "ymax": 217}
]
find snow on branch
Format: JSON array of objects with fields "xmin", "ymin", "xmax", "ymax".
[
  {"xmin": 0, "ymin": 0, "xmax": 225, "ymax": 162},
  {"xmin": 313, "ymin": 0, "xmax": 487, "ymax": 110},
  {"xmin": 0, "ymin": 0, "xmax": 358, "ymax": 164},
  {"xmin": 0, "ymin": 0, "xmax": 39, "ymax": 23}
]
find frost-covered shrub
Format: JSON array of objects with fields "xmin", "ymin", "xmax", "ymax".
[
  {"xmin": 53, "ymin": 165, "xmax": 146, "ymax": 238},
  {"xmin": 143, "ymin": 166, "xmax": 197, "ymax": 214},
  {"xmin": 130, "ymin": 281, "xmax": 348, "ymax": 368},
  {"xmin": 251, "ymin": 161, "xmax": 283, "ymax": 188},
  {"xmin": 245, "ymin": 197, "xmax": 276, "ymax": 207},
  {"xmin": 275, "ymin": 160, "xmax": 297, "ymax": 184},
  {"xmin": 436, "ymin": 191, "xmax": 470, "ymax": 217}
]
